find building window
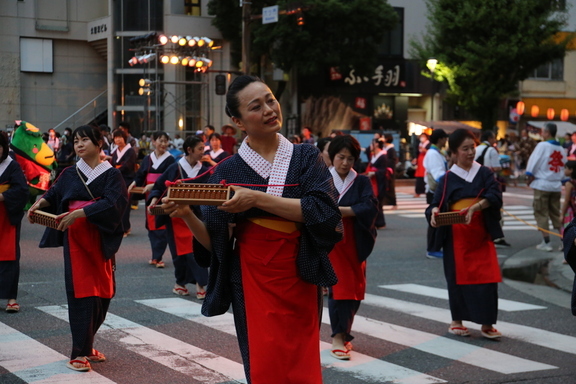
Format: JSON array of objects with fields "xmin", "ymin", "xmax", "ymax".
[
  {"xmin": 185, "ymin": 0, "xmax": 201, "ymax": 16},
  {"xmin": 20, "ymin": 38, "xmax": 53, "ymax": 73},
  {"xmin": 378, "ymin": 7, "xmax": 403, "ymax": 57},
  {"xmin": 529, "ymin": 58, "xmax": 564, "ymax": 80}
]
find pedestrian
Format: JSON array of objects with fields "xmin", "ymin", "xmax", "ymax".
[
  {"xmin": 366, "ymin": 138, "xmax": 388, "ymax": 229},
  {"xmin": 56, "ymin": 127, "xmax": 76, "ymax": 177},
  {"xmin": 526, "ymin": 122, "xmax": 566, "ymax": 251},
  {"xmin": 567, "ymin": 132, "xmax": 576, "ymax": 160},
  {"xmin": 423, "ymin": 128, "xmax": 449, "ymax": 259},
  {"xmin": 0, "ymin": 131, "xmax": 29, "ymax": 313},
  {"xmin": 301, "ymin": 126, "xmax": 315, "ymax": 144},
  {"xmin": 413, "ymin": 132, "xmax": 430, "ymax": 197},
  {"xmin": 128, "ymin": 131, "xmax": 175, "ymax": 267},
  {"xmin": 28, "ymin": 125, "xmax": 128, "ymax": 372},
  {"xmin": 561, "ymin": 161, "xmax": 576, "ymax": 249},
  {"xmin": 47, "ymin": 128, "xmax": 60, "ymax": 153},
  {"xmin": 326, "ymin": 135, "xmax": 378, "ymax": 360},
  {"xmin": 427, "ymin": 128, "xmax": 503, "ymax": 340},
  {"xmin": 162, "ymin": 75, "xmax": 342, "ymax": 384},
  {"xmin": 111, "ymin": 128, "xmax": 137, "ymax": 236},
  {"xmin": 148, "ymin": 135, "xmax": 210, "ymax": 299},
  {"xmin": 201, "ymin": 133, "xmax": 230, "ymax": 167},
  {"xmin": 383, "ymin": 133, "xmax": 398, "ymax": 209}
]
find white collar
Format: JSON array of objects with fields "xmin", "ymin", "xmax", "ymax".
[
  {"xmin": 330, "ymin": 167, "xmax": 357, "ymax": 202},
  {"xmin": 114, "ymin": 143, "xmax": 132, "ymax": 162},
  {"xmin": 210, "ymin": 148, "xmax": 224, "ymax": 158},
  {"xmin": 238, "ymin": 134, "xmax": 293, "ymax": 197},
  {"xmin": 0, "ymin": 156, "xmax": 12, "ymax": 177},
  {"xmin": 151, "ymin": 151, "xmax": 172, "ymax": 169},
  {"xmin": 76, "ymin": 158, "xmax": 112, "ymax": 185},
  {"xmin": 179, "ymin": 157, "xmax": 202, "ymax": 178},
  {"xmin": 371, "ymin": 150, "xmax": 385, "ymax": 164},
  {"xmin": 450, "ymin": 161, "xmax": 481, "ymax": 183}
]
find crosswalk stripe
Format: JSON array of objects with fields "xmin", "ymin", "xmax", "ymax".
[
  {"xmin": 378, "ymin": 284, "xmax": 547, "ymax": 311},
  {"xmin": 363, "ymin": 293, "xmax": 576, "ymax": 355},
  {"xmin": 0, "ymin": 322, "xmax": 115, "ymax": 383},
  {"xmin": 37, "ymin": 305, "xmax": 246, "ymax": 384},
  {"xmin": 320, "ymin": 312, "xmax": 556, "ymax": 374},
  {"xmin": 138, "ymin": 298, "xmax": 446, "ymax": 384}
]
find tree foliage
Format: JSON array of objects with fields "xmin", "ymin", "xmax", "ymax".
[
  {"xmin": 410, "ymin": 0, "xmax": 570, "ymax": 129},
  {"xmin": 208, "ymin": 0, "xmax": 398, "ymax": 76}
]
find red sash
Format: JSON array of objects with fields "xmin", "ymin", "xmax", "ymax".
[
  {"xmin": 452, "ymin": 210, "xmax": 502, "ymax": 285},
  {"xmin": 67, "ymin": 200, "xmax": 114, "ymax": 298},
  {"xmin": 171, "ymin": 217, "xmax": 193, "ymax": 255},
  {"xmin": 367, "ymin": 165, "xmax": 379, "ymax": 197},
  {"xmin": 0, "ymin": 202, "xmax": 17, "ymax": 261},
  {"xmin": 329, "ymin": 217, "xmax": 366, "ymax": 300},
  {"xmin": 145, "ymin": 173, "xmax": 165, "ymax": 231},
  {"xmin": 235, "ymin": 220, "xmax": 322, "ymax": 384}
]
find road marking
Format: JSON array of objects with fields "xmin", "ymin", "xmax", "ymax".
[
  {"xmin": 138, "ymin": 298, "xmax": 446, "ymax": 384},
  {"xmin": 378, "ymin": 284, "xmax": 547, "ymax": 311},
  {"xmin": 0, "ymin": 322, "xmax": 115, "ymax": 383},
  {"xmin": 363, "ymin": 293, "xmax": 576, "ymax": 355},
  {"xmin": 37, "ymin": 304, "xmax": 246, "ymax": 384}
]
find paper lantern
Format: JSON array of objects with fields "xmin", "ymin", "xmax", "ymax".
[
  {"xmin": 561, "ymin": 108, "xmax": 569, "ymax": 121},
  {"xmin": 531, "ymin": 105, "xmax": 539, "ymax": 117},
  {"xmin": 547, "ymin": 108, "xmax": 555, "ymax": 120},
  {"xmin": 516, "ymin": 101, "xmax": 525, "ymax": 115}
]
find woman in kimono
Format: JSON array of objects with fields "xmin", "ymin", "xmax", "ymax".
[
  {"xmin": 28, "ymin": 125, "xmax": 128, "ymax": 371},
  {"xmin": 111, "ymin": 128, "xmax": 137, "ymax": 236},
  {"xmin": 367, "ymin": 138, "xmax": 388, "ymax": 229},
  {"xmin": 414, "ymin": 132, "xmax": 430, "ymax": 197},
  {"xmin": 162, "ymin": 75, "xmax": 342, "ymax": 384},
  {"xmin": 0, "ymin": 131, "xmax": 29, "ymax": 313},
  {"xmin": 128, "ymin": 131, "xmax": 175, "ymax": 268},
  {"xmin": 148, "ymin": 135, "xmax": 210, "ymax": 299},
  {"xmin": 327, "ymin": 135, "xmax": 378, "ymax": 360},
  {"xmin": 201, "ymin": 133, "xmax": 230, "ymax": 167},
  {"xmin": 426, "ymin": 128, "xmax": 503, "ymax": 339}
]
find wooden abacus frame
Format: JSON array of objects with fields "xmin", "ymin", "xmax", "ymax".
[
  {"xmin": 434, "ymin": 212, "xmax": 467, "ymax": 226},
  {"xmin": 29, "ymin": 210, "xmax": 60, "ymax": 229},
  {"xmin": 167, "ymin": 183, "xmax": 231, "ymax": 206},
  {"xmin": 149, "ymin": 206, "xmax": 168, "ymax": 216},
  {"xmin": 130, "ymin": 186, "xmax": 146, "ymax": 194}
]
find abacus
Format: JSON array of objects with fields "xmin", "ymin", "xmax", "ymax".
[
  {"xmin": 434, "ymin": 212, "xmax": 467, "ymax": 226},
  {"xmin": 29, "ymin": 210, "xmax": 60, "ymax": 229},
  {"xmin": 167, "ymin": 183, "xmax": 231, "ymax": 206},
  {"xmin": 130, "ymin": 186, "xmax": 146, "ymax": 194},
  {"xmin": 149, "ymin": 206, "xmax": 168, "ymax": 216}
]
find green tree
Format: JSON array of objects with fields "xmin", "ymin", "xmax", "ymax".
[
  {"xmin": 208, "ymin": 0, "xmax": 398, "ymax": 76},
  {"xmin": 411, "ymin": 0, "xmax": 570, "ymax": 130}
]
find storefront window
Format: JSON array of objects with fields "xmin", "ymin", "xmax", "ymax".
[{"xmin": 185, "ymin": 0, "xmax": 201, "ymax": 16}]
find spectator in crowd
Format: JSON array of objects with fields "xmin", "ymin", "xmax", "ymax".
[
  {"xmin": 47, "ymin": 128, "xmax": 60, "ymax": 153},
  {"xmin": 301, "ymin": 126, "xmax": 315, "ymax": 144},
  {"xmin": 220, "ymin": 125, "xmax": 237, "ymax": 154},
  {"xmin": 172, "ymin": 134, "xmax": 184, "ymax": 151},
  {"xmin": 566, "ymin": 132, "xmax": 576, "ymax": 160}
]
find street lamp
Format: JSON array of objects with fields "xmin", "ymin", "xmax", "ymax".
[{"xmin": 426, "ymin": 58, "xmax": 438, "ymax": 121}]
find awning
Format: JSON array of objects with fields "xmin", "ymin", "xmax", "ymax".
[{"xmin": 408, "ymin": 120, "xmax": 481, "ymax": 136}]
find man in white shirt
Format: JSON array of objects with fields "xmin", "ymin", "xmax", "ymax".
[
  {"xmin": 475, "ymin": 131, "xmax": 501, "ymax": 173},
  {"xmin": 526, "ymin": 123, "xmax": 567, "ymax": 251},
  {"xmin": 423, "ymin": 129, "xmax": 448, "ymax": 259}
]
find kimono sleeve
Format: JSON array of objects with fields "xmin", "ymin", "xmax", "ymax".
[
  {"xmin": 350, "ymin": 175, "xmax": 378, "ymax": 262},
  {"xmin": 3, "ymin": 161, "xmax": 30, "ymax": 225},
  {"xmin": 134, "ymin": 155, "xmax": 150, "ymax": 186},
  {"xmin": 83, "ymin": 169, "xmax": 128, "ymax": 235}
]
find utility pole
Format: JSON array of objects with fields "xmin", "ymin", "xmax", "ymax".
[{"xmin": 241, "ymin": 1, "xmax": 252, "ymax": 74}]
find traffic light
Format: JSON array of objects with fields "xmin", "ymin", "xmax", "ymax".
[{"xmin": 215, "ymin": 74, "xmax": 226, "ymax": 95}]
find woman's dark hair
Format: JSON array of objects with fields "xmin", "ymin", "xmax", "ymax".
[
  {"xmin": 448, "ymin": 128, "xmax": 476, "ymax": 153},
  {"xmin": 183, "ymin": 135, "xmax": 203, "ymax": 155},
  {"xmin": 328, "ymin": 135, "xmax": 361, "ymax": 162},
  {"xmin": 0, "ymin": 131, "xmax": 9, "ymax": 162},
  {"xmin": 373, "ymin": 138, "xmax": 385, "ymax": 150},
  {"xmin": 73, "ymin": 125, "xmax": 103, "ymax": 149},
  {"xmin": 112, "ymin": 128, "xmax": 128, "ymax": 142},
  {"xmin": 151, "ymin": 131, "xmax": 169, "ymax": 141},
  {"xmin": 384, "ymin": 133, "xmax": 394, "ymax": 143},
  {"xmin": 566, "ymin": 160, "xmax": 576, "ymax": 172},
  {"xmin": 316, "ymin": 137, "xmax": 332, "ymax": 152},
  {"xmin": 208, "ymin": 133, "xmax": 222, "ymax": 142},
  {"xmin": 225, "ymin": 75, "xmax": 265, "ymax": 118}
]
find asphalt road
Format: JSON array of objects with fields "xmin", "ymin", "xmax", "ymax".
[{"xmin": 1, "ymin": 184, "xmax": 575, "ymax": 384}]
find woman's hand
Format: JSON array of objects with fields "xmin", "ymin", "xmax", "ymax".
[
  {"xmin": 56, "ymin": 209, "xmax": 84, "ymax": 231},
  {"xmin": 463, "ymin": 203, "xmax": 481, "ymax": 225},
  {"xmin": 127, "ymin": 181, "xmax": 136, "ymax": 194},
  {"xmin": 218, "ymin": 185, "xmax": 258, "ymax": 213},
  {"xmin": 148, "ymin": 197, "xmax": 159, "ymax": 215},
  {"xmin": 161, "ymin": 196, "xmax": 194, "ymax": 219},
  {"xmin": 143, "ymin": 184, "xmax": 154, "ymax": 194},
  {"xmin": 430, "ymin": 207, "xmax": 440, "ymax": 228},
  {"xmin": 28, "ymin": 198, "xmax": 48, "ymax": 224}
]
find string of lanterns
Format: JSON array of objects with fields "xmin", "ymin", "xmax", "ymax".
[{"xmin": 516, "ymin": 101, "xmax": 571, "ymax": 121}]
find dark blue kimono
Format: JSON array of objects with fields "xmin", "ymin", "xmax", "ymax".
[
  {"xmin": 369, "ymin": 154, "xmax": 388, "ymax": 227},
  {"xmin": 111, "ymin": 146, "xmax": 137, "ymax": 231}
]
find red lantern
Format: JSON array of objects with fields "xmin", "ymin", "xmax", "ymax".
[
  {"xmin": 531, "ymin": 105, "xmax": 539, "ymax": 117},
  {"xmin": 516, "ymin": 101, "xmax": 525, "ymax": 115},
  {"xmin": 561, "ymin": 108, "xmax": 569, "ymax": 121},
  {"xmin": 547, "ymin": 108, "xmax": 555, "ymax": 120}
]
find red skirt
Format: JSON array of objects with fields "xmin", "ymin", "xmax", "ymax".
[
  {"xmin": 145, "ymin": 173, "xmax": 165, "ymax": 231},
  {"xmin": 0, "ymin": 202, "xmax": 17, "ymax": 261},
  {"xmin": 452, "ymin": 210, "xmax": 502, "ymax": 285},
  {"xmin": 235, "ymin": 219, "xmax": 322, "ymax": 384},
  {"xmin": 329, "ymin": 217, "xmax": 366, "ymax": 300},
  {"xmin": 171, "ymin": 217, "xmax": 193, "ymax": 256}
]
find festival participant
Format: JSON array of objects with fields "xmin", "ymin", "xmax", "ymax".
[
  {"xmin": 427, "ymin": 128, "xmax": 503, "ymax": 340},
  {"xmin": 111, "ymin": 129, "xmax": 137, "ymax": 236},
  {"xmin": 162, "ymin": 75, "xmax": 342, "ymax": 384},
  {"xmin": 128, "ymin": 131, "xmax": 175, "ymax": 267},
  {"xmin": 148, "ymin": 135, "xmax": 210, "ymax": 298},
  {"xmin": 326, "ymin": 135, "xmax": 378, "ymax": 360},
  {"xmin": 201, "ymin": 133, "xmax": 230, "ymax": 167},
  {"xmin": 0, "ymin": 131, "xmax": 29, "ymax": 313},
  {"xmin": 414, "ymin": 132, "xmax": 430, "ymax": 197},
  {"xmin": 28, "ymin": 125, "xmax": 128, "ymax": 371},
  {"xmin": 367, "ymin": 138, "xmax": 388, "ymax": 229}
]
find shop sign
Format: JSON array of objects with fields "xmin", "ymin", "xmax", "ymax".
[
  {"xmin": 344, "ymin": 64, "xmax": 402, "ymax": 87},
  {"xmin": 355, "ymin": 97, "xmax": 367, "ymax": 110}
]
